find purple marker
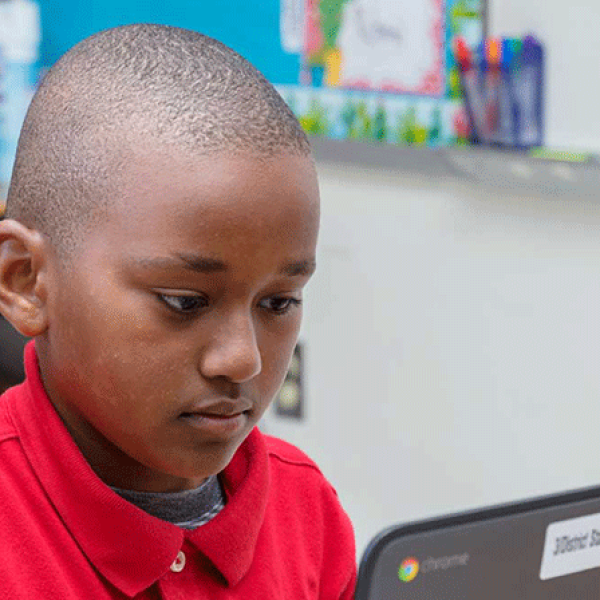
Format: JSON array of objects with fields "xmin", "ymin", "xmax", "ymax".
[{"xmin": 516, "ymin": 35, "xmax": 544, "ymax": 147}]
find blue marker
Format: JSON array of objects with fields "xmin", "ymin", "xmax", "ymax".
[
  {"xmin": 516, "ymin": 35, "xmax": 544, "ymax": 147},
  {"xmin": 495, "ymin": 37, "xmax": 519, "ymax": 146}
]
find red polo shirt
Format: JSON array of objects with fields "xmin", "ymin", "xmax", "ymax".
[{"xmin": 0, "ymin": 343, "xmax": 356, "ymax": 598}]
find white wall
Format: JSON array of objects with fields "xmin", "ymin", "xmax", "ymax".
[{"xmin": 262, "ymin": 161, "xmax": 600, "ymax": 556}]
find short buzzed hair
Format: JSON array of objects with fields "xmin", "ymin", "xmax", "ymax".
[{"xmin": 5, "ymin": 24, "xmax": 310, "ymax": 255}]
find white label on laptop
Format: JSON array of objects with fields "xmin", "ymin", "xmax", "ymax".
[{"xmin": 540, "ymin": 513, "xmax": 600, "ymax": 580}]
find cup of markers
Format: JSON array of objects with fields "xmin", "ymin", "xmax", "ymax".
[{"xmin": 454, "ymin": 35, "xmax": 544, "ymax": 149}]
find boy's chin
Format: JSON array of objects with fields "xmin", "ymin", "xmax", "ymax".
[{"xmin": 158, "ymin": 432, "xmax": 250, "ymax": 490}]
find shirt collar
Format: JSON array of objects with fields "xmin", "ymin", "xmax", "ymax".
[
  {"xmin": 186, "ymin": 421, "xmax": 269, "ymax": 587},
  {"xmin": 8, "ymin": 342, "xmax": 269, "ymax": 596}
]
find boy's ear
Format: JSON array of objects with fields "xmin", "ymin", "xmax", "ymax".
[{"xmin": 0, "ymin": 219, "xmax": 49, "ymax": 337}]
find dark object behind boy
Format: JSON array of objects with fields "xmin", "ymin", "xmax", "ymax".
[{"xmin": 0, "ymin": 316, "xmax": 26, "ymax": 390}]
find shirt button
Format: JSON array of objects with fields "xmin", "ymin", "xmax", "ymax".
[{"xmin": 170, "ymin": 551, "xmax": 186, "ymax": 573}]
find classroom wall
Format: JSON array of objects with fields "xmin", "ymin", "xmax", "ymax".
[
  {"xmin": 262, "ymin": 160, "xmax": 600, "ymax": 556},
  {"xmin": 38, "ymin": 0, "xmax": 600, "ymax": 153},
  {"xmin": 257, "ymin": 0, "xmax": 600, "ymax": 558}
]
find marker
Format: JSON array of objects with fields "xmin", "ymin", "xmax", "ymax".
[
  {"xmin": 454, "ymin": 36, "xmax": 485, "ymax": 143},
  {"xmin": 516, "ymin": 35, "xmax": 544, "ymax": 147},
  {"xmin": 495, "ymin": 37, "xmax": 519, "ymax": 146},
  {"xmin": 484, "ymin": 37, "xmax": 501, "ymax": 142}
]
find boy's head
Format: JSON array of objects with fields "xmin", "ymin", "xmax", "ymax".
[{"xmin": 0, "ymin": 24, "xmax": 320, "ymax": 492}]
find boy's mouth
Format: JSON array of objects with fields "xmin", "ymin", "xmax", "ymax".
[
  {"xmin": 180, "ymin": 398, "xmax": 253, "ymax": 418},
  {"xmin": 180, "ymin": 410, "xmax": 248, "ymax": 419},
  {"xmin": 177, "ymin": 399, "xmax": 252, "ymax": 437}
]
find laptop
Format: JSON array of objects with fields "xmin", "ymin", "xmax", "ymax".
[{"xmin": 356, "ymin": 485, "xmax": 600, "ymax": 599}]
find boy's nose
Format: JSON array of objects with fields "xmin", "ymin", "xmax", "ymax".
[{"xmin": 199, "ymin": 313, "xmax": 262, "ymax": 383}]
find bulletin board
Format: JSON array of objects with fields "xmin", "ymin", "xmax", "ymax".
[
  {"xmin": 39, "ymin": 0, "xmax": 485, "ymax": 147},
  {"xmin": 279, "ymin": 0, "xmax": 484, "ymax": 146}
]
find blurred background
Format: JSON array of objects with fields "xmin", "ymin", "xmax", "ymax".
[{"xmin": 2, "ymin": 0, "xmax": 600, "ymax": 558}]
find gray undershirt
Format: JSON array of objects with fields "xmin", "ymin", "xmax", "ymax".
[{"xmin": 111, "ymin": 475, "xmax": 225, "ymax": 530}]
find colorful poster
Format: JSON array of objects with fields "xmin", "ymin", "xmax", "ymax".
[
  {"xmin": 276, "ymin": 0, "xmax": 484, "ymax": 147},
  {"xmin": 307, "ymin": 0, "xmax": 444, "ymax": 95}
]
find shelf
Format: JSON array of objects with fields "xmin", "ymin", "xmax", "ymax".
[{"xmin": 310, "ymin": 137, "xmax": 600, "ymax": 199}]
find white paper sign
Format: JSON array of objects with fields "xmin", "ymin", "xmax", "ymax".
[
  {"xmin": 540, "ymin": 512, "xmax": 600, "ymax": 580},
  {"xmin": 337, "ymin": 0, "xmax": 443, "ymax": 94}
]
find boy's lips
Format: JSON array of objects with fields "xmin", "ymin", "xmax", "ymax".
[
  {"xmin": 178, "ymin": 399, "xmax": 254, "ymax": 440},
  {"xmin": 178, "ymin": 400, "xmax": 252, "ymax": 438},
  {"xmin": 180, "ymin": 398, "xmax": 253, "ymax": 418}
]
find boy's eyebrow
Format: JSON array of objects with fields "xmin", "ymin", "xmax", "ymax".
[
  {"xmin": 130, "ymin": 255, "xmax": 227, "ymax": 273},
  {"xmin": 280, "ymin": 259, "xmax": 317, "ymax": 277},
  {"xmin": 129, "ymin": 255, "xmax": 316, "ymax": 276}
]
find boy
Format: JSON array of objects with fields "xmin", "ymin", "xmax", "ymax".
[{"xmin": 0, "ymin": 24, "xmax": 356, "ymax": 598}]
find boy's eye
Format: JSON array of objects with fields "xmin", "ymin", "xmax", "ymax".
[
  {"xmin": 259, "ymin": 296, "xmax": 301, "ymax": 315},
  {"xmin": 158, "ymin": 294, "xmax": 208, "ymax": 313}
]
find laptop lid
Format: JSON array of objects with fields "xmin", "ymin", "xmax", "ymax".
[{"xmin": 356, "ymin": 485, "xmax": 600, "ymax": 599}]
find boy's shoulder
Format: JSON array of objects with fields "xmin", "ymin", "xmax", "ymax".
[
  {"xmin": 263, "ymin": 433, "xmax": 322, "ymax": 473},
  {"xmin": 260, "ymin": 433, "xmax": 345, "ymax": 504},
  {"xmin": 259, "ymin": 431, "xmax": 356, "ymax": 594}
]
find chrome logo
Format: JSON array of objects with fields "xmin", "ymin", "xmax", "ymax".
[{"xmin": 398, "ymin": 557, "xmax": 419, "ymax": 582}]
